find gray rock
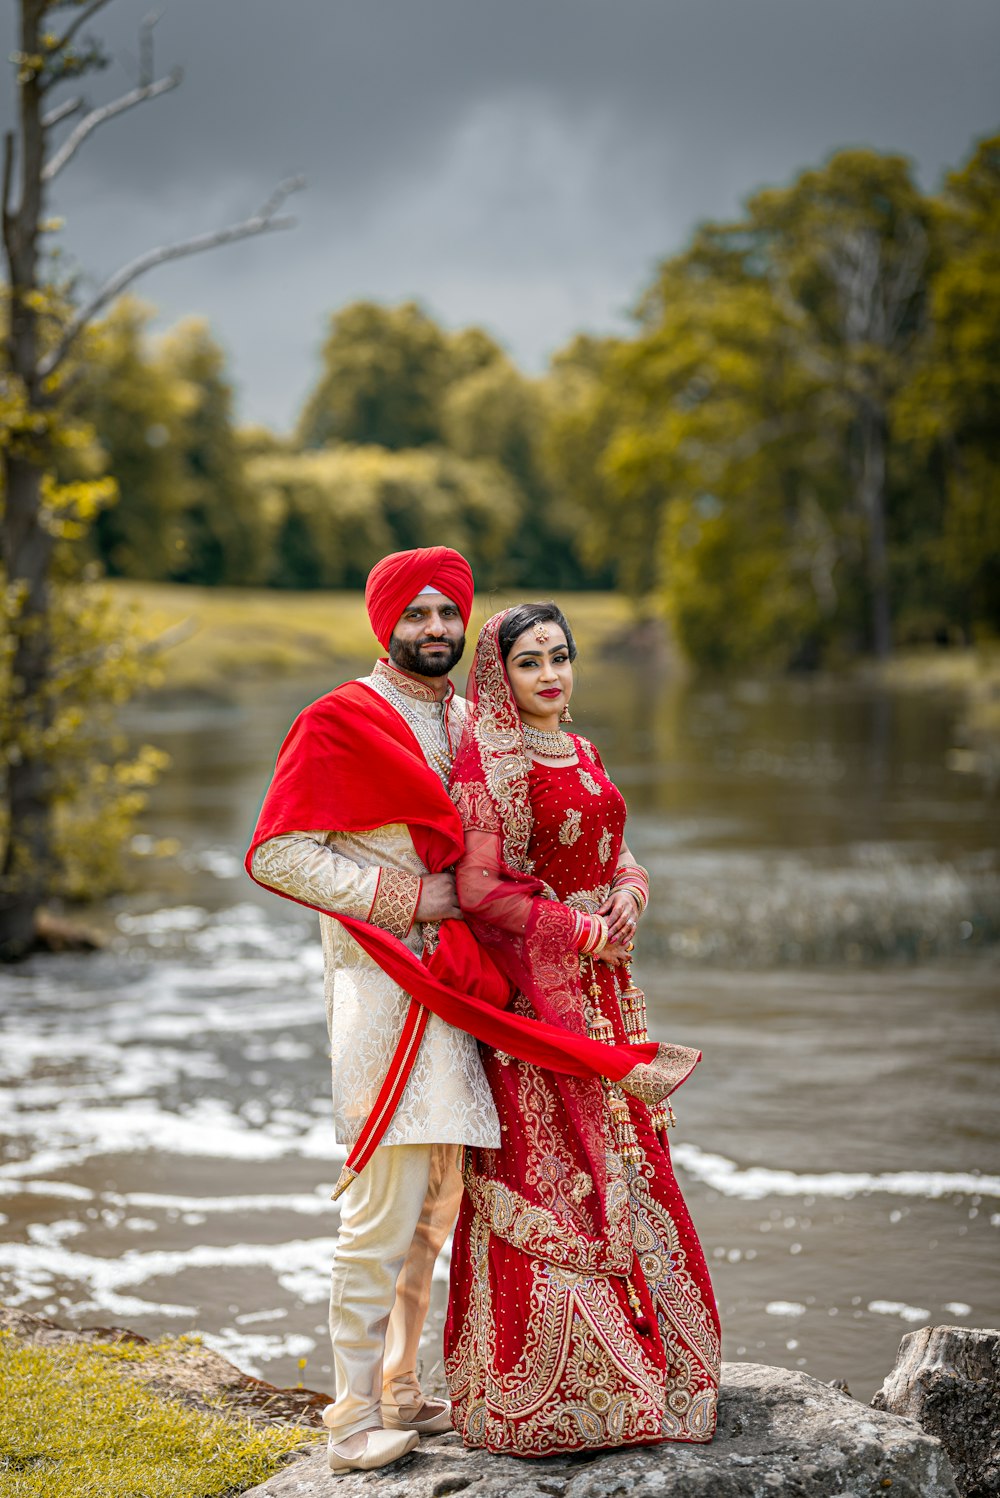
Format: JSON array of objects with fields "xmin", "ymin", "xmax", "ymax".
[
  {"xmin": 873, "ymin": 1326, "xmax": 1000, "ymax": 1498},
  {"xmin": 243, "ymin": 1362, "xmax": 959, "ymax": 1497}
]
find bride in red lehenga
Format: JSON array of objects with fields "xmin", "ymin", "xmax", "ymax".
[{"xmin": 444, "ymin": 603, "xmax": 720, "ymax": 1458}]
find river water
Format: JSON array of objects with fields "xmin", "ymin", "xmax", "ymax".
[{"xmin": 1, "ymin": 662, "xmax": 998, "ymax": 1404}]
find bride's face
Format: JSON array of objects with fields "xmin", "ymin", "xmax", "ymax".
[{"xmin": 505, "ymin": 623, "xmax": 574, "ymax": 727}]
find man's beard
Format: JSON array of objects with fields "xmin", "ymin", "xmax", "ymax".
[{"xmin": 388, "ymin": 633, "xmax": 466, "ymax": 678}]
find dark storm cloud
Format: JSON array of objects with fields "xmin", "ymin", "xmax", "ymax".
[{"xmin": 3, "ymin": 0, "xmax": 998, "ymax": 426}]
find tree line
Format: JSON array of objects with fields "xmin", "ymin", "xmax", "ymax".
[
  {"xmin": 72, "ymin": 133, "xmax": 999, "ymax": 671},
  {"xmin": 73, "ymin": 299, "xmax": 600, "ymax": 593},
  {"xmin": 2, "ymin": 0, "xmax": 997, "ymax": 959}
]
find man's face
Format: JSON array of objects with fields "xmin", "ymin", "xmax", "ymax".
[{"xmin": 388, "ymin": 592, "xmax": 466, "ymax": 678}]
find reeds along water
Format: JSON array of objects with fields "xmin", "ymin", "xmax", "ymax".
[{"xmin": 0, "ymin": 663, "xmax": 997, "ymax": 1400}]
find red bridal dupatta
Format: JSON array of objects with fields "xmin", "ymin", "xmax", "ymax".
[
  {"xmin": 450, "ymin": 612, "xmax": 700, "ymax": 1206},
  {"xmin": 245, "ymin": 680, "xmax": 657, "ymax": 1193}
]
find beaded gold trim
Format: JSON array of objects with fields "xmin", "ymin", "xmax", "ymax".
[
  {"xmin": 371, "ymin": 657, "xmax": 443, "ymax": 703},
  {"xmin": 370, "ymin": 866, "xmax": 421, "ymax": 939}
]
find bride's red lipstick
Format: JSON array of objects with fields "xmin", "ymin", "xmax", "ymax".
[{"xmin": 538, "ymin": 688, "xmax": 562, "ymax": 698}]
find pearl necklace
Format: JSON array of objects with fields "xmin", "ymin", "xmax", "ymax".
[
  {"xmin": 369, "ymin": 675, "xmax": 456, "ymax": 785},
  {"xmin": 523, "ymin": 723, "xmax": 575, "ymax": 758}
]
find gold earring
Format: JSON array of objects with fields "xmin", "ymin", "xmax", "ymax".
[{"xmin": 560, "ymin": 705, "xmax": 573, "ymax": 723}]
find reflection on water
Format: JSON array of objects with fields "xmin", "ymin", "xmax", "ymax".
[{"xmin": 1, "ymin": 662, "xmax": 998, "ymax": 1400}]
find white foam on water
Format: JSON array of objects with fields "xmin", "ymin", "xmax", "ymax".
[
  {"xmin": 672, "ymin": 1143, "xmax": 1000, "ymax": 1202},
  {"xmin": 201, "ymin": 1328, "xmax": 317, "ymax": 1378},
  {"xmin": 179, "ymin": 848, "xmax": 245, "ymax": 880},
  {"xmin": 943, "ymin": 1302, "xmax": 972, "ymax": 1316},
  {"xmin": 0, "ymin": 1180, "xmax": 95, "ymax": 1201},
  {"xmin": 73, "ymin": 1293, "xmax": 201, "ymax": 1320},
  {"xmin": 765, "ymin": 1301, "xmax": 806, "ymax": 1317},
  {"xmin": 111, "ymin": 1190, "xmax": 339, "ymax": 1217},
  {"xmin": 0, "ymin": 1099, "xmax": 344, "ymax": 1174},
  {"xmin": 0, "ymin": 1045, "xmax": 226, "ymax": 1109},
  {"xmin": 117, "ymin": 906, "xmax": 209, "ymax": 935},
  {"xmin": 867, "ymin": 1300, "xmax": 931, "ymax": 1323},
  {"xmin": 0, "ymin": 1235, "xmax": 343, "ymax": 1307}
]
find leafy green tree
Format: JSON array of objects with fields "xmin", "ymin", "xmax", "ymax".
[
  {"xmin": 542, "ymin": 335, "xmax": 646, "ymax": 598},
  {"xmin": 247, "ymin": 445, "xmax": 521, "ymax": 591},
  {"xmin": 747, "ymin": 150, "xmax": 934, "ymax": 658},
  {"xmin": 75, "ymin": 299, "xmax": 189, "ymax": 578},
  {"xmin": 608, "ymin": 263, "xmax": 840, "ymax": 668},
  {"xmin": 564, "ymin": 148, "xmax": 944, "ymax": 669},
  {"xmin": 443, "ymin": 355, "xmax": 588, "ymax": 588},
  {"xmin": 159, "ymin": 317, "xmax": 266, "ymax": 586},
  {"xmin": 297, "ymin": 301, "xmax": 453, "ymax": 450},
  {"xmin": 895, "ymin": 133, "xmax": 1000, "ymax": 638}
]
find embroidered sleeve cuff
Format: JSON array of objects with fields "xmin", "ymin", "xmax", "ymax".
[{"xmin": 369, "ymin": 867, "xmax": 422, "ymax": 939}]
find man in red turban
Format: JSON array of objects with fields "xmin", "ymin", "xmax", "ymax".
[
  {"xmin": 248, "ymin": 546, "xmax": 484, "ymax": 1473},
  {"xmin": 247, "ymin": 546, "xmax": 660, "ymax": 1474},
  {"xmin": 364, "ymin": 545, "xmax": 474, "ymax": 653}
]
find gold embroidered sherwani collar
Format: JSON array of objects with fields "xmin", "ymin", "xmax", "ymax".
[{"xmin": 372, "ymin": 657, "xmax": 456, "ymax": 706}]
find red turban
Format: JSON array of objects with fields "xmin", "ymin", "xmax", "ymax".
[{"xmin": 364, "ymin": 546, "xmax": 474, "ymax": 649}]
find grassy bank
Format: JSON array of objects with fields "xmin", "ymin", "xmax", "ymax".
[
  {"xmin": 0, "ymin": 1329, "xmax": 320, "ymax": 1498},
  {"xmin": 106, "ymin": 582, "xmax": 1000, "ymax": 772},
  {"xmin": 108, "ymin": 580, "xmax": 636, "ymax": 696}
]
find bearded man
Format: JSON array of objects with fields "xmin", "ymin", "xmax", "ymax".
[
  {"xmin": 247, "ymin": 546, "xmax": 674, "ymax": 1475},
  {"xmin": 249, "ymin": 546, "xmax": 497, "ymax": 1473}
]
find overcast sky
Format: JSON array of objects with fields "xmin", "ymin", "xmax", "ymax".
[{"xmin": 3, "ymin": 0, "xmax": 998, "ymax": 428}]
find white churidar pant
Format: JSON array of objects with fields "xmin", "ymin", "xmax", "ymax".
[{"xmin": 324, "ymin": 1141, "xmax": 463, "ymax": 1441}]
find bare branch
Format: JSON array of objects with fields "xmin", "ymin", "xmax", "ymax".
[
  {"xmin": 139, "ymin": 10, "xmax": 162, "ymax": 86},
  {"xmin": 57, "ymin": 617, "xmax": 199, "ymax": 679},
  {"xmin": 39, "ymin": 177, "xmax": 306, "ymax": 378},
  {"xmin": 49, "ymin": 0, "xmax": 117, "ymax": 57},
  {"xmin": 42, "ymin": 96, "xmax": 85, "ymax": 130},
  {"xmin": 2, "ymin": 131, "xmax": 14, "ymax": 225},
  {"xmin": 42, "ymin": 69, "xmax": 182, "ymax": 183}
]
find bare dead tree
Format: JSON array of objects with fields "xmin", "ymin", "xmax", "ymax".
[
  {"xmin": 1, "ymin": 0, "xmax": 302, "ymax": 958},
  {"xmin": 821, "ymin": 216, "xmax": 929, "ymax": 661}
]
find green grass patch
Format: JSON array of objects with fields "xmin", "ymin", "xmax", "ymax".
[
  {"xmin": 0, "ymin": 1331, "xmax": 320, "ymax": 1498},
  {"xmin": 104, "ymin": 580, "xmax": 636, "ymax": 695}
]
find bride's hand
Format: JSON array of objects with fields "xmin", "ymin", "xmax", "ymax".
[
  {"xmin": 598, "ymin": 888, "xmax": 640, "ymax": 944},
  {"xmin": 595, "ymin": 939, "xmax": 630, "ymax": 968}
]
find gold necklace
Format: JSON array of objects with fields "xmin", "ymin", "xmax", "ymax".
[{"xmin": 523, "ymin": 722, "xmax": 574, "ymax": 758}]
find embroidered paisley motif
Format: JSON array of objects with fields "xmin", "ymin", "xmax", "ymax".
[{"xmin": 559, "ymin": 809, "xmax": 583, "ymax": 845}]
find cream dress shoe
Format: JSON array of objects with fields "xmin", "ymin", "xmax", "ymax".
[
  {"xmin": 382, "ymin": 1397, "xmax": 453, "ymax": 1435},
  {"xmin": 327, "ymin": 1426, "xmax": 419, "ymax": 1474}
]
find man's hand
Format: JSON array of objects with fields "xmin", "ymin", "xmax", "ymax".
[
  {"xmin": 415, "ymin": 872, "xmax": 463, "ymax": 922},
  {"xmin": 595, "ymin": 938, "xmax": 631, "ymax": 968}
]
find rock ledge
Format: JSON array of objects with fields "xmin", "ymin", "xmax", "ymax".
[{"xmin": 244, "ymin": 1361, "xmax": 959, "ymax": 1498}]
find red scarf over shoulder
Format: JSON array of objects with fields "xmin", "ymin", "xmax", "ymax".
[{"xmin": 245, "ymin": 681, "xmax": 656, "ymax": 1191}]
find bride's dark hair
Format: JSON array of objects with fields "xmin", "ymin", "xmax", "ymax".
[{"xmin": 497, "ymin": 602, "xmax": 578, "ymax": 664}]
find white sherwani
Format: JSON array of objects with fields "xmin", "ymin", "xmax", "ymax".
[
  {"xmin": 251, "ymin": 658, "xmax": 500, "ymax": 1152},
  {"xmin": 250, "ymin": 657, "xmax": 500, "ymax": 1442}
]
